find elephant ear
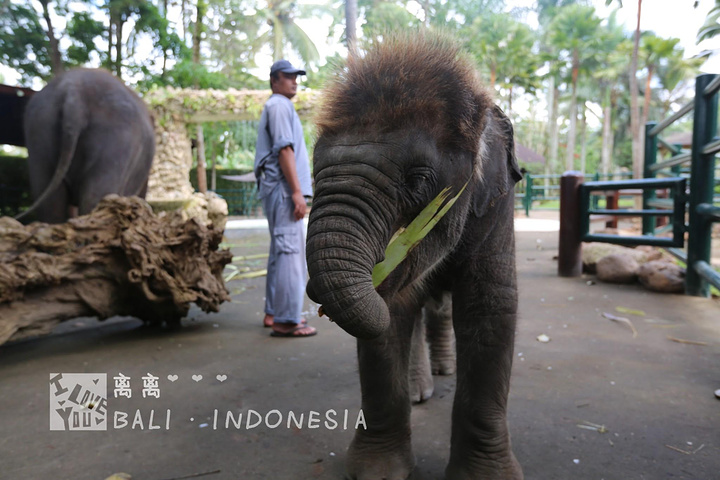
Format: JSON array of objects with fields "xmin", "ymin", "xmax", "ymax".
[{"xmin": 472, "ymin": 105, "xmax": 524, "ymax": 218}]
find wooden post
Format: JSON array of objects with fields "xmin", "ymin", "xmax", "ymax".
[
  {"xmin": 558, "ymin": 171, "xmax": 584, "ymax": 277},
  {"xmin": 605, "ymin": 191, "xmax": 619, "ymax": 228}
]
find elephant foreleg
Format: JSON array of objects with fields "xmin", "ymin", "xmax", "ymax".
[
  {"xmin": 347, "ymin": 303, "xmax": 418, "ymax": 480},
  {"xmin": 446, "ymin": 283, "xmax": 522, "ymax": 479}
]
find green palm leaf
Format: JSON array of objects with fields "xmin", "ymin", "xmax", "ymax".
[{"xmin": 372, "ymin": 181, "xmax": 469, "ymax": 288}]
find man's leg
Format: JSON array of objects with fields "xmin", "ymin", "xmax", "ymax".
[
  {"xmin": 262, "ymin": 192, "xmax": 277, "ymax": 327},
  {"xmin": 270, "ymin": 193, "xmax": 316, "ymax": 337}
]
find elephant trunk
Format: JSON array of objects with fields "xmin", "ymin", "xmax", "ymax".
[{"xmin": 306, "ymin": 213, "xmax": 391, "ymax": 340}]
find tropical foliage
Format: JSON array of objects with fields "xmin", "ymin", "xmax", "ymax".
[{"xmin": 0, "ymin": 0, "xmax": 715, "ymax": 175}]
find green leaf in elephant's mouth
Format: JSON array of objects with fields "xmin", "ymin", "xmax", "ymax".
[{"xmin": 371, "ymin": 181, "xmax": 469, "ymax": 289}]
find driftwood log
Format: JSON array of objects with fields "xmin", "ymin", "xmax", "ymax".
[{"xmin": 0, "ymin": 195, "xmax": 233, "ymax": 345}]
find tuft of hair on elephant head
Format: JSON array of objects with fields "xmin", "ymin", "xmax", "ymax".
[
  {"xmin": 305, "ymin": 32, "xmax": 524, "ymax": 479},
  {"xmin": 17, "ymin": 68, "xmax": 155, "ymax": 224}
]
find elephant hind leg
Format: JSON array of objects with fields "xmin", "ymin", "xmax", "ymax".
[
  {"xmin": 409, "ymin": 312, "xmax": 434, "ymax": 404},
  {"xmin": 34, "ymin": 185, "xmax": 70, "ymax": 224},
  {"xmin": 425, "ymin": 291, "xmax": 456, "ymax": 375}
]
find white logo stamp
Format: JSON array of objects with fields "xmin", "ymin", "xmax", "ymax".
[{"xmin": 49, "ymin": 373, "xmax": 107, "ymax": 431}]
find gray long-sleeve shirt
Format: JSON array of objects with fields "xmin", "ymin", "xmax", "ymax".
[{"xmin": 254, "ymin": 94, "xmax": 313, "ymax": 200}]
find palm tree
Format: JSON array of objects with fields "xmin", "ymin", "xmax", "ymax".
[
  {"xmin": 655, "ymin": 52, "xmax": 708, "ymax": 117},
  {"xmin": 697, "ymin": 0, "xmax": 720, "ymax": 43},
  {"xmin": 593, "ymin": 14, "xmax": 631, "ymax": 175},
  {"xmin": 463, "ymin": 13, "xmax": 516, "ymax": 90},
  {"xmin": 496, "ymin": 22, "xmax": 541, "ymax": 118},
  {"xmin": 548, "ymin": 4, "xmax": 602, "ymax": 171},
  {"xmin": 256, "ymin": 0, "xmax": 321, "ymax": 64},
  {"xmin": 639, "ymin": 34, "xmax": 682, "ymax": 129}
]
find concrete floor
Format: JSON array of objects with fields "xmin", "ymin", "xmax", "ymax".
[{"xmin": 1, "ymin": 215, "xmax": 718, "ymax": 480}]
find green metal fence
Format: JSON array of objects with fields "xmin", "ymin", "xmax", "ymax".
[
  {"xmin": 215, "ymin": 185, "xmax": 262, "ymax": 216},
  {"xmin": 515, "ymin": 172, "xmax": 632, "ymax": 216},
  {"xmin": 568, "ymin": 73, "xmax": 720, "ymax": 297}
]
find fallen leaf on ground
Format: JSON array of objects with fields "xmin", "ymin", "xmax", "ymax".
[
  {"xmin": 667, "ymin": 336, "xmax": 709, "ymax": 346},
  {"xmin": 234, "ymin": 269, "xmax": 267, "ymax": 279},
  {"xmin": 615, "ymin": 306, "xmax": 646, "ymax": 316},
  {"xmin": 576, "ymin": 421, "xmax": 607, "ymax": 433},
  {"xmin": 602, "ymin": 312, "xmax": 638, "ymax": 338}
]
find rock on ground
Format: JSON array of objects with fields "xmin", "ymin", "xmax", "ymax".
[
  {"xmin": 638, "ymin": 260, "xmax": 685, "ymax": 293},
  {"xmin": 596, "ymin": 253, "xmax": 640, "ymax": 284}
]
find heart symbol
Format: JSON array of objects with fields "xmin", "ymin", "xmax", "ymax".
[
  {"xmin": 192, "ymin": 374, "xmax": 203, "ymax": 382},
  {"xmin": 96, "ymin": 417, "xmax": 105, "ymax": 425},
  {"xmin": 167, "ymin": 374, "xmax": 178, "ymax": 382},
  {"xmin": 58, "ymin": 400, "xmax": 66, "ymax": 406},
  {"xmin": 216, "ymin": 374, "xmax": 227, "ymax": 382},
  {"xmin": 92, "ymin": 379, "xmax": 99, "ymax": 385}
]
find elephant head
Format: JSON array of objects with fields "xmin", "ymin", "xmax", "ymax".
[{"xmin": 306, "ymin": 34, "xmax": 522, "ymax": 339}]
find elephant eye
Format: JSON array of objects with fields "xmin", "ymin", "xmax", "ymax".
[{"xmin": 405, "ymin": 167, "xmax": 434, "ymax": 188}]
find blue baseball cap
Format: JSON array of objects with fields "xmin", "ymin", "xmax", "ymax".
[{"xmin": 270, "ymin": 59, "xmax": 306, "ymax": 76}]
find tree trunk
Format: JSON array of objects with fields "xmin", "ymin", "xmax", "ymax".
[
  {"xmin": 0, "ymin": 196, "xmax": 231, "ymax": 346},
  {"xmin": 196, "ymin": 125, "xmax": 208, "ymax": 193},
  {"xmin": 629, "ymin": 0, "xmax": 643, "ymax": 179},
  {"xmin": 345, "ymin": 0, "xmax": 358, "ymax": 57},
  {"xmin": 193, "ymin": 0, "xmax": 207, "ymax": 64},
  {"xmin": 490, "ymin": 65, "xmax": 496, "ymax": 90},
  {"xmin": 40, "ymin": 0, "xmax": 63, "ymax": 76},
  {"xmin": 565, "ymin": 58, "xmax": 580, "ymax": 172},
  {"xmin": 579, "ymin": 106, "xmax": 587, "ymax": 174},
  {"xmin": 116, "ymin": 18, "xmax": 124, "ymax": 79},
  {"xmin": 507, "ymin": 85, "xmax": 513, "ymax": 117},
  {"xmin": 601, "ymin": 90, "xmax": 614, "ymax": 176},
  {"xmin": 273, "ymin": 19, "xmax": 284, "ymax": 61},
  {"xmin": 210, "ymin": 138, "xmax": 217, "ymax": 191},
  {"xmin": 548, "ymin": 78, "xmax": 560, "ymax": 175},
  {"xmin": 181, "ymin": 0, "xmax": 189, "ymax": 43},
  {"xmin": 108, "ymin": 11, "xmax": 114, "ymax": 70},
  {"xmin": 642, "ymin": 64, "xmax": 654, "ymax": 127},
  {"xmin": 162, "ymin": 0, "xmax": 169, "ymax": 76},
  {"xmin": 193, "ymin": 0, "xmax": 208, "ymax": 191}
]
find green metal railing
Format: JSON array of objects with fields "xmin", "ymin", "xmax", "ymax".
[
  {"xmin": 579, "ymin": 177, "xmax": 686, "ymax": 247},
  {"xmin": 567, "ymin": 73, "xmax": 720, "ymax": 297},
  {"xmin": 515, "ymin": 172, "xmax": 632, "ymax": 216}
]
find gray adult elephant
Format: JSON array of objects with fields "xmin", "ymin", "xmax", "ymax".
[
  {"xmin": 305, "ymin": 34, "xmax": 524, "ymax": 479},
  {"xmin": 18, "ymin": 68, "xmax": 155, "ymax": 223}
]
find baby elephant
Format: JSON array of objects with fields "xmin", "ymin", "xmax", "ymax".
[
  {"xmin": 19, "ymin": 68, "xmax": 155, "ymax": 223},
  {"xmin": 306, "ymin": 33, "xmax": 523, "ymax": 479}
]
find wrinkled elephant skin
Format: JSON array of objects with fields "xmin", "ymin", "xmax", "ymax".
[
  {"xmin": 20, "ymin": 68, "xmax": 155, "ymax": 223},
  {"xmin": 306, "ymin": 34, "xmax": 524, "ymax": 479}
]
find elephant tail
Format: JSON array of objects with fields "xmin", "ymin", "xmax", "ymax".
[{"xmin": 15, "ymin": 90, "xmax": 86, "ymax": 222}]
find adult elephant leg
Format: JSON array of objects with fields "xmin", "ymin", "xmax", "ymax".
[
  {"xmin": 347, "ymin": 302, "xmax": 417, "ymax": 480},
  {"xmin": 425, "ymin": 290, "xmax": 456, "ymax": 375},
  {"xmin": 409, "ymin": 306, "xmax": 433, "ymax": 404},
  {"xmin": 77, "ymin": 133, "xmax": 138, "ymax": 215},
  {"xmin": 446, "ymin": 254, "xmax": 522, "ymax": 479},
  {"xmin": 26, "ymin": 133, "xmax": 68, "ymax": 223}
]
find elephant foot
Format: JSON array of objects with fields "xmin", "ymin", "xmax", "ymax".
[
  {"xmin": 430, "ymin": 351, "xmax": 456, "ymax": 375},
  {"xmin": 346, "ymin": 433, "xmax": 415, "ymax": 480},
  {"xmin": 409, "ymin": 367, "xmax": 434, "ymax": 404},
  {"xmin": 446, "ymin": 450, "xmax": 523, "ymax": 480}
]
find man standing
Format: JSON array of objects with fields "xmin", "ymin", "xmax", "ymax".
[{"xmin": 254, "ymin": 59, "xmax": 316, "ymax": 337}]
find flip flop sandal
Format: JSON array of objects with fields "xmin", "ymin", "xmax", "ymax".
[
  {"xmin": 270, "ymin": 325, "xmax": 317, "ymax": 338},
  {"xmin": 264, "ymin": 318, "xmax": 307, "ymax": 328}
]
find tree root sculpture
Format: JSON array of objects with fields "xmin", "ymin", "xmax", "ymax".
[{"xmin": 0, "ymin": 195, "xmax": 233, "ymax": 345}]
